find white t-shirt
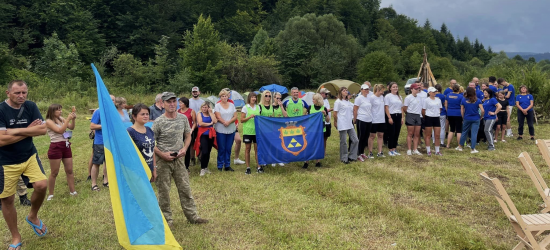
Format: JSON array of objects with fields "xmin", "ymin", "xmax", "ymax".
[
  {"xmin": 323, "ymin": 99, "xmax": 331, "ymax": 124},
  {"xmin": 404, "ymin": 94, "xmax": 423, "ymax": 115},
  {"xmin": 418, "ymin": 91, "xmax": 428, "ymax": 100},
  {"xmin": 333, "ymin": 99, "xmax": 354, "ymax": 131},
  {"xmin": 422, "ymin": 97, "xmax": 442, "ymax": 117},
  {"xmin": 384, "ymin": 93, "xmax": 403, "ymax": 114},
  {"xmin": 189, "ymin": 98, "xmax": 205, "ymax": 115},
  {"xmin": 368, "ymin": 95, "xmax": 385, "ymax": 124},
  {"xmin": 354, "ymin": 95, "xmax": 372, "ymax": 122},
  {"xmin": 214, "ymin": 102, "xmax": 237, "ymax": 134}
]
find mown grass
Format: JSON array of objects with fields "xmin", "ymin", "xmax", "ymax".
[{"xmin": 1, "ymin": 97, "xmax": 549, "ymax": 249}]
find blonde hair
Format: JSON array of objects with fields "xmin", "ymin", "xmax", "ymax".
[
  {"xmin": 373, "ymin": 84, "xmax": 385, "ymax": 94},
  {"xmin": 459, "ymin": 85, "xmax": 465, "ymax": 93},
  {"xmin": 272, "ymin": 92, "xmax": 282, "ymax": 105},
  {"xmin": 115, "ymin": 97, "xmax": 127, "ymax": 109},
  {"xmin": 260, "ymin": 90, "xmax": 272, "ymax": 108},
  {"xmin": 312, "ymin": 93, "xmax": 323, "ymax": 106},
  {"xmin": 219, "ymin": 89, "xmax": 230, "ymax": 97}
]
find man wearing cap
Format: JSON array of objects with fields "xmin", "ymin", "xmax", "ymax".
[
  {"xmin": 152, "ymin": 92, "xmax": 208, "ymax": 227},
  {"xmin": 188, "ymin": 86, "xmax": 204, "ymax": 165}
]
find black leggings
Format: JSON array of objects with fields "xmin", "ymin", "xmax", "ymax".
[
  {"xmin": 185, "ymin": 142, "xmax": 191, "ymax": 169},
  {"xmin": 356, "ymin": 120, "xmax": 372, "ymax": 155},
  {"xmin": 387, "ymin": 113, "xmax": 402, "ymax": 149},
  {"xmin": 518, "ymin": 109, "xmax": 535, "ymax": 136},
  {"xmin": 199, "ymin": 134, "xmax": 214, "ymax": 169}
]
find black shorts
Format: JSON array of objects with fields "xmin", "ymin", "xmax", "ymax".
[
  {"xmin": 243, "ymin": 135, "xmax": 257, "ymax": 144},
  {"xmin": 370, "ymin": 123, "xmax": 385, "ymax": 133},
  {"xmin": 405, "ymin": 113, "xmax": 422, "ymax": 126},
  {"xmin": 448, "ymin": 116, "xmax": 463, "ymax": 133},
  {"xmin": 92, "ymin": 144, "xmax": 105, "ymax": 165},
  {"xmin": 424, "ymin": 116, "xmax": 441, "ymax": 127},
  {"xmin": 324, "ymin": 124, "xmax": 331, "ymax": 138},
  {"xmin": 497, "ymin": 112, "xmax": 507, "ymax": 126}
]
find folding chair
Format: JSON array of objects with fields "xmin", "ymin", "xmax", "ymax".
[
  {"xmin": 518, "ymin": 152, "xmax": 550, "ymax": 213},
  {"xmin": 536, "ymin": 140, "xmax": 550, "ymax": 168},
  {"xmin": 480, "ymin": 172, "xmax": 550, "ymax": 249}
]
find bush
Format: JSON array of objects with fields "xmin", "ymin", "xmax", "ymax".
[{"xmin": 357, "ymin": 51, "xmax": 398, "ymax": 83}]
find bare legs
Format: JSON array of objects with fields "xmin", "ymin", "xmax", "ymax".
[{"xmin": 407, "ymin": 126, "xmax": 421, "ymax": 151}]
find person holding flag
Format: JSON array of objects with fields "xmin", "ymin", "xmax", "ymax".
[
  {"xmin": 272, "ymin": 92, "xmax": 288, "ymax": 118},
  {"xmin": 283, "ymin": 87, "xmax": 310, "ymax": 168},
  {"xmin": 152, "ymin": 92, "xmax": 209, "ymax": 227}
]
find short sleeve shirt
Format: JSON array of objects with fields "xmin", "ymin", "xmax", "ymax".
[
  {"xmin": 127, "ymin": 127, "xmax": 155, "ymax": 171},
  {"xmin": 333, "ymin": 99, "xmax": 354, "ymax": 131},
  {"xmin": 506, "ymin": 84, "xmax": 516, "ymax": 106},
  {"xmin": 483, "ymin": 98, "xmax": 499, "ymax": 120},
  {"xmin": 152, "ymin": 113, "xmax": 191, "ymax": 152},
  {"xmin": 0, "ymin": 101, "xmax": 43, "ymax": 165},
  {"xmin": 91, "ymin": 109, "xmax": 103, "ymax": 145},
  {"xmin": 368, "ymin": 95, "xmax": 385, "ymax": 124},
  {"xmin": 404, "ymin": 94, "xmax": 422, "ymax": 115},
  {"xmin": 446, "ymin": 93, "xmax": 464, "ymax": 116},
  {"xmin": 516, "ymin": 94, "xmax": 534, "ymax": 110},
  {"xmin": 189, "ymin": 98, "xmax": 205, "ymax": 115},
  {"xmin": 422, "ymin": 97, "xmax": 442, "ymax": 117},
  {"xmin": 214, "ymin": 103, "xmax": 237, "ymax": 134},
  {"xmin": 149, "ymin": 104, "xmax": 164, "ymax": 120},
  {"xmin": 354, "ymin": 95, "xmax": 372, "ymax": 122},
  {"xmin": 461, "ymin": 99, "xmax": 482, "ymax": 121},
  {"xmin": 323, "ymin": 99, "xmax": 331, "ymax": 124},
  {"xmin": 436, "ymin": 93, "xmax": 447, "ymax": 116},
  {"xmin": 384, "ymin": 93, "xmax": 403, "ymax": 114}
]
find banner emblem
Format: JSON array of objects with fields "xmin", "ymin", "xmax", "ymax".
[{"xmin": 279, "ymin": 121, "xmax": 307, "ymax": 156}]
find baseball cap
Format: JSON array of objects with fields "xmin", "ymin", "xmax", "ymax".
[
  {"xmin": 361, "ymin": 84, "xmax": 370, "ymax": 90},
  {"xmin": 410, "ymin": 83, "xmax": 420, "ymax": 89},
  {"xmin": 161, "ymin": 92, "xmax": 177, "ymax": 101},
  {"xmin": 192, "ymin": 86, "xmax": 199, "ymax": 92},
  {"xmin": 320, "ymin": 88, "xmax": 330, "ymax": 94},
  {"xmin": 428, "ymin": 87, "xmax": 437, "ymax": 93}
]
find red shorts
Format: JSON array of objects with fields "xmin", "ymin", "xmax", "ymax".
[{"xmin": 47, "ymin": 141, "xmax": 73, "ymax": 159}]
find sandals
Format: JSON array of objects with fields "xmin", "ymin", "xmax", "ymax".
[
  {"xmin": 7, "ymin": 242, "xmax": 22, "ymax": 250},
  {"xmin": 91, "ymin": 185, "xmax": 100, "ymax": 191},
  {"xmin": 103, "ymin": 182, "xmax": 109, "ymax": 187},
  {"xmin": 25, "ymin": 216, "xmax": 47, "ymax": 237}
]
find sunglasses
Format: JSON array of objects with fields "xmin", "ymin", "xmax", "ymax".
[
  {"xmin": 265, "ymin": 95, "xmax": 271, "ymax": 97},
  {"xmin": 276, "ymin": 97, "xmax": 281, "ymax": 100}
]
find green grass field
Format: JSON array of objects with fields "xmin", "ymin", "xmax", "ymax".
[{"xmin": 1, "ymin": 102, "xmax": 549, "ymax": 249}]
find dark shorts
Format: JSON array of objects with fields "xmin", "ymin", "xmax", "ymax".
[
  {"xmin": 370, "ymin": 123, "xmax": 385, "ymax": 133},
  {"xmin": 497, "ymin": 112, "xmax": 508, "ymax": 126},
  {"xmin": 324, "ymin": 123, "xmax": 331, "ymax": 138},
  {"xmin": 424, "ymin": 116, "xmax": 441, "ymax": 127},
  {"xmin": 243, "ymin": 135, "xmax": 257, "ymax": 144},
  {"xmin": 405, "ymin": 113, "xmax": 422, "ymax": 126},
  {"xmin": 92, "ymin": 144, "xmax": 105, "ymax": 165},
  {"xmin": 448, "ymin": 116, "xmax": 463, "ymax": 133},
  {"xmin": 48, "ymin": 141, "xmax": 73, "ymax": 159}
]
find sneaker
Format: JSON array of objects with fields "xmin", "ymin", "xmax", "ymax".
[
  {"xmin": 413, "ymin": 150, "xmax": 422, "ymax": 155},
  {"xmin": 517, "ymin": 136, "xmax": 523, "ymax": 140},
  {"xmin": 277, "ymin": 163, "xmax": 285, "ymax": 167},
  {"xmin": 47, "ymin": 195, "xmax": 54, "ymax": 201},
  {"xmin": 435, "ymin": 152, "xmax": 443, "ymax": 156},
  {"xmin": 440, "ymin": 143, "xmax": 447, "ymax": 148},
  {"xmin": 245, "ymin": 168, "xmax": 251, "ymax": 175},
  {"xmin": 257, "ymin": 167, "xmax": 264, "ymax": 173},
  {"xmin": 455, "ymin": 147, "xmax": 463, "ymax": 152},
  {"xmin": 200, "ymin": 169, "xmax": 207, "ymax": 176},
  {"xmin": 501, "ymin": 140, "xmax": 506, "ymax": 143},
  {"xmin": 191, "ymin": 218, "xmax": 209, "ymax": 224},
  {"xmin": 341, "ymin": 160, "xmax": 350, "ymax": 164},
  {"xmin": 531, "ymin": 137, "xmax": 535, "ymax": 141},
  {"xmin": 315, "ymin": 162, "xmax": 321, "ymax": 167},
  {"xmin": 19, "ymin": 195, "xmax": 31, "ymax": 206},
  {"xmin": 393, "ymin": 151, "xmax": 401, "ymax": 156},
  {"xmin": 234, "ymin": 158, "xmax": 245, "ymax": 165},
  {"xmin": 70, "ymin": 191, "xmax": 78, "ymax": 196},
  {"xmin": 302, "ymin": 162, "xmax": 309, "ymax": 169},
  {"xmin": 407, "ymin": 150, "xmax": 412, "ymax": 156},
  {"xmin": 427, "ymin": 152, "xmax": 432, "ymax": 157},
  {"xmin": 488, "ymin": 147, "xmax": 496, "ymax": 151},
  {"xmin": 388, "ymin": 151, "xmax": 395, "ymax": 157},
  {"xmin": 377, "ymin": 152, "xmax": 385, "ymax": 158},
  {"xmin": 494, "ymin": 140, "xmax": 497, "ymax": 143},
  {"xmin": 360, "ymin": 154, "xmax": 368, "ymax": 160},
  {"xmin": 367, "ymin": 152, "xmax": 374, "ymax": 159},
  {"xmin": 466, "ymin": 144, "xmax": 471, "ymax": 149},
  {"xmin": 224, "ymin": 167, "xmax": 235, "ymax": 171},
  {"xmin": 471, "ymin": 149, "xmax": 479, "ymax": 154},
  {"xmin": 357, "ymin": 155, "xmax": 365, "ymax": 162}
]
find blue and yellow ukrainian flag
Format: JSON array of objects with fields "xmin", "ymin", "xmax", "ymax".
[{"xmin": 92, "ymin": 64, "xmax": 182, "ymax": 250}]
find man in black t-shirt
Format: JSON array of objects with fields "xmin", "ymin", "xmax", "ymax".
[{"xmin": 0, "ymin": 80, "xmax": 48, "ymax": 248}]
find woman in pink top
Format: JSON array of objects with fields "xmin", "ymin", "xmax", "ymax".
[
  {"xmin": 178, "ymin": 97, "xmax": 196, "ymax": 171},
  {"xmin": 45, "ymin": 104, "xmax": 76, "ymax": 200}
]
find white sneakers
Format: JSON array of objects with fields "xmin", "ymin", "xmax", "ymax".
[
  {"xmin": 412, "ymin": 150, "xmax": 422, "ymax": 155},
  {"xmin": 471, "ymin": 149, "xmax": 479, "ymax": 154},
  {"xmin": 407, "ymin": 150, "xmax": 412, "ymax": 156},
  {"xmin": 47, "ymin": 195, "xmax": 54, "ymax": 201},
  {"xmin": 200, "ymin": 168, "xmax": 211, "ymax": 176},
  {"xmin": 234, "ymin": 158, "xmax": 245, "ymax": 165}
]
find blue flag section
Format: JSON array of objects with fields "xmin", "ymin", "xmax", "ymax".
[
  {"xmin": 92, "ymin": 64, "xmax": 182, "ymax": 250},
  {"xmin": 255, "ymin": 113, "xmax": 325, "ymax": 165}
]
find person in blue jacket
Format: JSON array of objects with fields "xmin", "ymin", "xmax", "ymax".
[
  {"xmin": 515, "ymin": 85, "xmax": 535, "ymax": 140},
  {"xmin": 456, "ymin": 87, "xmax": 484, "ymax": 153},
  {"xmin": 482, "ymin": 89, "xmax": 501, "ymax": 150}
]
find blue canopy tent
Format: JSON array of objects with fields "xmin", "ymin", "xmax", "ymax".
[{"xmin": 259, "ymin": 84, "xmax": 288, "ymax": 95}]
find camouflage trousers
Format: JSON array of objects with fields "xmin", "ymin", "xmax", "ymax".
[
  {"xmin": 17, "ymin": 177, "xmax": 27, "ymax": 196},
  {"xmin": 156, "ymin": 156, "xmax": 198, "ymax": 224}
]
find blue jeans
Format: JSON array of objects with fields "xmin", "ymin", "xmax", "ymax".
[
  {"xmin": 459, "ymin": 119, "xmax": 480, "ymax": 149},
  {"xmin": 216, "ymin": 132, "xmax": 235, "ymax": 169}
]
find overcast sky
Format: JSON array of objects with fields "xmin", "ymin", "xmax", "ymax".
[{"xmin": 380, "ymin": 0, "xmax": 550, "ymax": 53}]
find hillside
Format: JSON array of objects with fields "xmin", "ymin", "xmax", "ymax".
[{"xmin": 506, "ymin": 52, "xmax": 550, "ymax": 62}]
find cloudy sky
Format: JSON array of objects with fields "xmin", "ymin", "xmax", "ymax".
[{"xmin": 380, "ymin": 0, "xmax": 550, "ymax": 53}]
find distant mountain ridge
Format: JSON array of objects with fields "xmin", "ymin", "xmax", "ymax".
[{"xmin": 506, "ymin": 52, "xmax": 550, "ymax": 62}]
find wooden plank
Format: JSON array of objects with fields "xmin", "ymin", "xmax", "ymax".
[
  {"xmin": 521, "ymin": 216, "xmax": 536, "ymax": 225},
  {"xmin": 532, "ymin": 214, "xmax": 550, "ymax": 224}
]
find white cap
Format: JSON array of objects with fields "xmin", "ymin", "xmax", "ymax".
[
  {"xmin": 427, "ymin": 87, "xmax": 437, "ymax": 93},
  {"xmin": 192, "ymin": 86, "xmax": 199, "ymax": 92},
  {"xmin": 361, "ymin": 84, "xmax": 370, "ymax": 90}
]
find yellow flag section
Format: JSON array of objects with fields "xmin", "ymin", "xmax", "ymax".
[{"xmin": 105, "ymin": 148, "xmax": 181, "ymax": 250}]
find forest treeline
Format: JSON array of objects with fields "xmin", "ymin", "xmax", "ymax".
[{"xmin": 1, "ymin": 0, "xmax": 549, "ymax": 114}]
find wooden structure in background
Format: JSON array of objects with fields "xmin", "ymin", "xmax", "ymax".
[{"xmin": 416, "ymin": 47, "xmax": 437, "ymax": 87}]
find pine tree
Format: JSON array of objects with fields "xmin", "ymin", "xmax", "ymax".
[{"xmin": 423, "ymin": 19, "xmax": 432, "ymax": 30}]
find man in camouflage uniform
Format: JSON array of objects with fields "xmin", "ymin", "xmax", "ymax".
[{"xmin": 152, "ymin": 92, "xmax": 208, "ymax": 227}]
